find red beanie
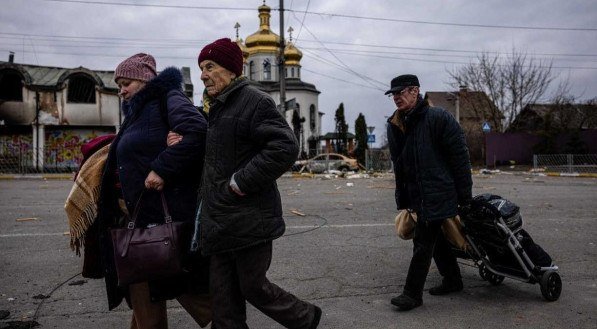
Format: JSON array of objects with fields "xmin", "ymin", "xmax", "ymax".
[
  {"xmin": 114, "ymin": 53, "xmax": 157, "ymax": 82},
  {"xmin": 198, "ymin": 38, "xmax": 243, "ymax": 77}
]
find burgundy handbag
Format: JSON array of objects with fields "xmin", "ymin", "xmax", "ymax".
[{"xmin": 110, "ymin": 192, "xmax": 192, "ymax": 287}]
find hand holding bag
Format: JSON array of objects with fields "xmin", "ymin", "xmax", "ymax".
[
  {"xmin": 395, "ymin": 209, "xmax": 417, "ymax": 240},
  {"xmin": 110, "ymin": 192, "xmax": 192, "ymax": 287}
]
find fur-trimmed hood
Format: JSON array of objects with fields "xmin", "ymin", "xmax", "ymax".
[{"xmin": 123, "ymin": 66, "xmax": 183, "ymax": 118}]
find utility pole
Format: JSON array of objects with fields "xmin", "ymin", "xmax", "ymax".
[{"xmin": 278, "ymin": 0, "xmax": 286, "ymax": 114}]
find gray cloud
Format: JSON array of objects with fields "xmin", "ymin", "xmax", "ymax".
[{"xmin": 2, "ymin": 0, "xmax": 595, "ymax": 141}]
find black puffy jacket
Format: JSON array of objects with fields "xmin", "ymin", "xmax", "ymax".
[
  {"xmin": 200, "ymin": 79, "xmax": 298, "ymax": 255},
  {"xmin": 387, "ymin": 98, "xmax": 472, "ymax": 222}
]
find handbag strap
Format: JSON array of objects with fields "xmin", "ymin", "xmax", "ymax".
[
  {"xmin": 127, "ymin": 190, "xmax": 172, "ymax": 229},
  {"xmin": 189, "ymin": 200, "xmax": 203, "ymax": 253}
]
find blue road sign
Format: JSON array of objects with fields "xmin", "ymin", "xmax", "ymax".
[
  {"xmin": 482, "ymin": 122, "xmax": 491, "ymax": 133},
  {"xmin": 368, "ymin": 134, "xmax": 376, "ymax": 143}
]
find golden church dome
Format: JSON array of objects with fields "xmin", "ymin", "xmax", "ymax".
[
  {"xmin": 284, "ymin": 42, "xmax": 302, "ymax": 66},
  {"xmin": 244, "ymin": 2, "xmax": 280, "ymax": 55}
]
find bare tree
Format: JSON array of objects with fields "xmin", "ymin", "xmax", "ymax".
[{"xmin": 448, "ymin": 50, "xmax": 554, "ymax": 131}]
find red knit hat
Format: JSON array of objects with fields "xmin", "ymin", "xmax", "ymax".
[
  {"xmin": 198, "ymin": 38, "xmax": 243, "ymax": 77},
  {"xmin": 114, "ymin": 53, "xmax": 157, "ymax": 82}
]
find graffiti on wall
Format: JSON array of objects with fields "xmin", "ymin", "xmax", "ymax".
[
  {"xmin": 45, "ymin": 129, "xmax": 113, "ymax": 168},
  {"xmin": 0, "ymin": 134, "xmax": 32, "ymax": 156}
]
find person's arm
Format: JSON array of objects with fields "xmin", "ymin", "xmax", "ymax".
[
  {"xmin": 150, "ymin": 90, "xmax": 207, "ymax": 183},
  {"xmin": 231, "ymin": 97, "xmax": 299, "ymax": 194},
  {"xmin": 437, "ymin": 111, "xmax": 473, "ymax": 205}
]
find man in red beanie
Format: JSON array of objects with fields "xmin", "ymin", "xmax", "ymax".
[{"xmin": 196, "ymin": 38, "xmax": 322, "ymax": 328}]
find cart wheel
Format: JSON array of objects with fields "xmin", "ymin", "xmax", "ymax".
[
  {"xmin": 479, "ymin": 263, "xmax": 504, "ymax": 285},
  {"xmin": 540, "ymin": 271, "xmax": 562, "ymax": 301},
  {"xmin": 486, "ymin": 272, "xmax": 505, "ymax": 285},
  {"xmin": 478, "ymin": 263, "xmax": 489, "ymax": 280}
]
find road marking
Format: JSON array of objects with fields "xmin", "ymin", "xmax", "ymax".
[{"xmin": 287, "ymin": 223, "xmax": 394, "ymax": 229}]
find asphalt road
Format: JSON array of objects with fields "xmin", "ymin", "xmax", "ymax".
[{"xmin": 0, "ymin": 173, "xmax": 596, "ymax": 328}]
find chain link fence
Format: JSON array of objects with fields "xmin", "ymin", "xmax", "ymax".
[
  {"xmin": 533, "ymin": 154, "xmax": 597, "ymax": 174},
  {"xmin": 365, "ymin": 149, "xmax": 393, "ymax": 172},
  {"xmin": 0, "ymin": 143, "xmax": 80, "ymax": 174}
]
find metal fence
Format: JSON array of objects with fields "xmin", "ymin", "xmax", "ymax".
[
  {"xmin": 366, "ymin": 149, "xmax": 393, "ymax": 172},
  {"xmin": 0, "ymin": 144, "xmax": 80, "ymax": 174},
  {"xmin": 533, "ymin": 154, "xmax": 597, "ymax": 174}
]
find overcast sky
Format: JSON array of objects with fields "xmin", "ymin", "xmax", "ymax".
[{"xmin": 1, "ymin": 0, "xmax": 596, "ymax": 145}]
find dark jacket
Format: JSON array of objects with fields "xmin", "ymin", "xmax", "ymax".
[
  {"xmin": 387, "ymin": 98, "xmax": 472, "ymax": 222},
  {"xmin": 200, "ymin": 79, "xmax": 298, "ymax": 256},
  {"xmin": 94, "ymin": 67, "xmax": 207, "ymax": 310}
]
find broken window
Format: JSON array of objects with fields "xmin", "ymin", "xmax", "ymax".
[
  {"xmin": 67, "ymin": 74, "xmax": 96, "ymax": 103},
  {"xmin": 0, "ymin": 70, "xmax": 23, "ymax": 101}
]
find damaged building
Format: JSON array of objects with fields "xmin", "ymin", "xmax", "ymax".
[{"xmin": 0, "ymin": 54, "xmax": 193, "ymax": 172}]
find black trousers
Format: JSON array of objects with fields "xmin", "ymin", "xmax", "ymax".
[
  {"xmin": 210, "ymin": 241, "xmax": 316, "ymax": 329},
  {"xmin": 403, "ymin": 218, "xmax": 461, "ymax": 300}
]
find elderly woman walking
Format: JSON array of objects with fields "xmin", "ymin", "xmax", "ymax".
[{"xmin": 83, "ymin": 53, "xmax": 210, "ymax": 329}]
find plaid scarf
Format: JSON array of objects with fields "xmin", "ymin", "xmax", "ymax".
[
  {"xmin": 64, "ymin": 144, "xmax": 110, "ymax": 255},
  {"xmin": 202, "ymin": 76, "xmax": 247, "ymax": 114}
]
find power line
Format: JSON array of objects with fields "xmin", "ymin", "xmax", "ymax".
[
  {"xmin": 37, "ymin": 0, "xmax": 597, "ymax": 32},
  {"xmin": 301, "ymin": 68, "xmax": 381, "ymax": 91},
  {"xmin": 290, "ymin": 12, "xmax": 385, "ymax": 89},
  {"xmin": 40, "ymin": 0, "xmax": 255, "ymax": 11},
  {"xmin": 286, "ymin": 9, "xmax": 597, "ymax": 32},
  {"xmin": 3, "ymin": 32, "xmax": 596, "ymax": 58}
]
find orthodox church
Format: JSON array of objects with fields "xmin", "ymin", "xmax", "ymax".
[{"xmin": 235, "ymin": 1, "xmax": 322, "ymax": 157}]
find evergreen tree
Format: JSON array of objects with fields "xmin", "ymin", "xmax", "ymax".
[
  {"xmin": 334, "ymin": 103, "xmax": 349, "ymax": 154},
  {"xmin": 354, "ymin": 113, "xmax": 368, "ymax": 166}
]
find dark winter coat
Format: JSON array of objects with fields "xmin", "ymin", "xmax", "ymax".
[
  {"xmin": 387, "ymin": 98, "xmax": 472, "ymax": 222},
  {"xmin": 93, "ymin": 67, "xmax": 207, "ymax": 310},
  {"xmin": 199, "ymin": 79, "xmax": 298, "ymax": 255}
]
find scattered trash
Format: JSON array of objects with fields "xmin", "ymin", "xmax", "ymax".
[
  {"xmin": 287, "ymin": 190, "xmax": 300, "ymax": 196},
  {"xmin": 31, "ymin": 294, "xmax": 49, "ymax": 300},
  {"xmin": 7, "ymin": 298, "xmax": 15, "ymax": 302},
  {"xmin": 68, "ymin": 280, "xmax": 87, "ymax": 286},
  {"xmin": 479, "ymin": 169, "xmax": 501, "ymax": 175},
  {"xmin": 335, "ymin": 186, "xmax": 342, "ymax": 190},
  {"xmin": 346, "ymin": 182, "xmax": 354, "ymax": 187},
  {"xmin": 63, "ymin": 231, "xmax": 70, "ymax": 236},
  {"xmin": 290, "ymin": 209, "xmax": 306, "ymax": 217},
  {"xmin": 15, "ymin": 218, "xmax": 38, "ymax": 222}
]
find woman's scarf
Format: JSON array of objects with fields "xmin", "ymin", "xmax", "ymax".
[{"xmin": 64, "ymin": 144, "xmax": 110, "ymax": 255}]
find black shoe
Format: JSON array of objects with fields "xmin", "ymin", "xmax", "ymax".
[
  {"xmin": 309, "ymin": 305, "xmax": 322, "ymax": 329},
  {"xmin": 390, "ymin": 294, "xmax": 422, "ymax": 311},
  {"xmin": 429, "ymin": 278, "xmax": 463, "ymax": 295}
]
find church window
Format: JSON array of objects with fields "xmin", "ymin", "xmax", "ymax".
[
  {"xmin": 249, "ymin": 61, "xmax": 255, "ymax": 80},
  {"xmin": 263, "ymin": 59, "xmax": 271, "ymax": 80},
  {"xmin": 310, "ymin": 105, "xmax": 316, "ymax": 131}
]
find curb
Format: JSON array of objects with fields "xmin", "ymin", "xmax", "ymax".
[
  {"xmin": 544, "ymin": 172, "xmax": 597, "ymax": 178},
  {"xmin": 0, "ymin": 174, "xmax": 73, "ymax": 180}
]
